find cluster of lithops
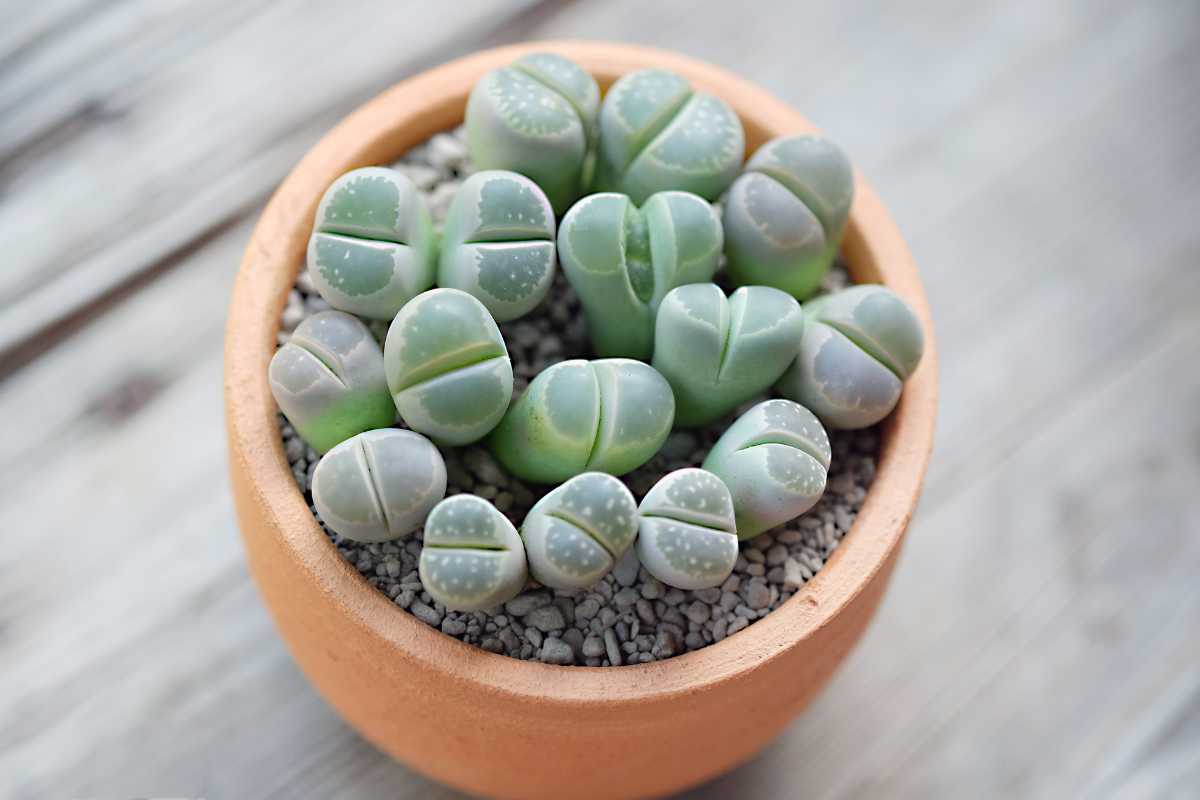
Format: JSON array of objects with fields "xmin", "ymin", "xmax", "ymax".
[{"xmin": 268, "ymin": 52, "xmax": 926, "ymax": 654}]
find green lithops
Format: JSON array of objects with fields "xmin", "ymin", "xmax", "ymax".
[
  {"xmin": 312, "ymin": 429, "xmax": 447, "ymax": 543},
  {"xmin": 635, "ymin": 468, "xmax": 739, "ymax": 590},
  {"xmin": 438, "ymin": 170, "xmax": 556, "ymax": 322},
  {"xmin": 489, "ymin": 358, "xmax": 675, "ymax": 484},
  {"xmin": 465, "ymin": 51, "xmax": 600, "ymax": 214},
  {"xmin": 594, "ymin": 68, "xmax": 744, "ymax": 204},
  {"xmin": 520, "ymin": 472, "xmax": 639, "ymax": 590},
  {"xmin": 776, "ymin": 284, "xmax": 924, "ymax": 429},
  {"xmin": 418, "ymin": 494, "xmax": 528, "ymax": 611},
  {"xmin": 268, "ymin": 311, "xmax": 395, "ymax": 453},
  {"xmin": 724, "ymin": 135, "xmax": 853, "ymax": 300},
  {"xmin": 702, "ymin": 399, "xmax": 831, "ymax": 539},
  {"xmin": 558, "ymin": 190, "xmax": 722, "ymax": 358},
  {"xmin": 652, "ymin": 283, "xmax": 805, "ymax": 426},
  {"xmin": 383, "ymin": 288, "xmax": 514, "ymax": 445},
  {"xmin": 306, "ymin": 167, "xmax": 436, "ymax": 320}
]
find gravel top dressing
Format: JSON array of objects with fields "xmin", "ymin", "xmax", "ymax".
[{"xmin": 277, "ymin": 127, "xmax": 880, "ymax": 667}]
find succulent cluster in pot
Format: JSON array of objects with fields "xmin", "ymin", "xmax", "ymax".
[{"xmin": 267, "ymin": 52, "xmax": 925, "ymax": 656}]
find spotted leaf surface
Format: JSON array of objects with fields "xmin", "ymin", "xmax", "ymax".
[
  {"xmin": 636, "ymin": 468, "xmax": 738, "ymax": 590},
  {"xmin": 419, "ymin": 494, "xmax": 528, "ymax": 611}
]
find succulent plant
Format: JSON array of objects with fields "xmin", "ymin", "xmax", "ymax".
[
  {"xmin": 593, "ymin": 68, "xmax": 744, "ymax": 204},
  {"xmin": 465, "ymin": 51, "xmax": 600, "ymax": 214},
  {"xmin": 418, "ymin": 494, "xmax": 528, "ymax": 612},
  {"xmin": 306, "ymin": 167, "xmax": 436, "ymax": 320},
  {"xmin": 383, "ymin": 288, "xmax": 514, "ymax": 445},
  {"xmin": 438, "ymin": 170, "xmax": 557, "ymax": 322},
  {"xmin": 557, "ymin": 190, "xmax": 722, "ymax": 358},
  {"xmin": 312, "ymin": 428, "xmax": 447, "ymax": 543},
  {"xmin": 520, "ymin": 472, "xmax": 639, "ymax": 590},
  {"xmin": 702, "ymin": 399, "xmax": 831, "ymax": 539},
  {"xmin": 723, "ymin": 135, "xmax": 854, "ymax": 300},
  {"xmin": 489, "ymin": 358, "xmax": 675, "ymax": 484},
  {"xmin": 635, "ymin": 468, "xmax": 739, "ymax": 590},
  {"xmin": 776, "ymin": 284, "xmax": 924, "ymax": 429},
  {"xmin": 652, "ymin": 283, "xmax": 805, "ymax": 426}
]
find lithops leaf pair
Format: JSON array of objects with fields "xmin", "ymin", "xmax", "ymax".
[
  {"xmin": 438, "ymin": 170, "xmax": 556, "ymax": 322},
  {"xmin": 384, "ymin": 288, "xmax": 514, "ymax": 445},
  {"xmin": 653, "ymin": 283, "xmax": 805, "ymax": 426},
  {"xmin": 307, "ymin": 167, "xmax": 436, "ymax": 319},
  {"xmin": 521, "ymin": 472, "xmax": 639, "ymax": 590},
  {"xmin": 312, "ymin": 429, "xmax": 447, "ymax": 543},
  {"xmin": 594, "ymin": 68, "xmax": 744, "ymax": 204},
  {"xmin": 776, "ymin": 284, "xmax": 924, "ymax": 429},
  {"xmin": 702, "ymin": 399, "xmax": 831, "ymax": 539},
  {"xmin": 558, "ymin": 190, "xmax": 722, "ymax": 358},
  {"xmin": 636, "ymin": 468, "xmax": 739, "ymax": 590},
  {"xmin": 419, "ymin": 494, "xmax": 528, "ymax": 611},
  {"xmin": 724, "ymin": 135, "xmax": 854, "ymax": 300},
  {"xmin": 489, "ymin": 358, "xmax": 675, "ymax": 484},
  {"xmin": 466, "ymin": 51, "xmax": 600, "ymax": 213},
  {"xmin": 269, "ymin": 311, "xmax": 395, "ymax": 453}
]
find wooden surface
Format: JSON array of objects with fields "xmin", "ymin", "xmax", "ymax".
[{"xmin": 2, "ymin": 1, "xmax": 1197, "ymax": 797}]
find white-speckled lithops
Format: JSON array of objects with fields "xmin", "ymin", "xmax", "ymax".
[
  {"xmin": 465, "ymin": 51, "xmax": 600, "ymax": 214},
  {"xmin": 312, "ymin": 429, "xmax": 447, "ymax": 543},
  {"xmin": 489, "ymin": 358, "xmax": 675, "ymax": 484},
  {"xmin": 723, "ymin": 134, "xmax": 854, "ymax": 300},
  {"xmin": 268, "ymin": 311, "xmax": 395, "ymax": 453},
  {"xmin": 776, "ymin": 284, "xmax": 924, "ymax": 429},
  {"xmin": 419, "ymin": 494, "xmax": 528, "ymax": 612},
  {"xmin": 702, "ymin": 399, "xmax": 831, "ymax": 540},
  {"xmin": 593, "ymin": 68, "xmax": 744, "ymax": 204},
  {"xmin": 306, "ymin": 167, "xmax": 436, "ymax": 319},
  {"xmin": 520, "ymin": 472, "xmax": 639, "ymax": 590},
  {"xmin": 438, "ymin": 170, "xmax": 556, "ymax": 322},
  {"xmin": 652, "ymin": 283, "xmax": 805, "ymax": 426},
  {"xmin": 635, "ymin": 468, "xmax": 739, "ymax": 590},
  {"xmin": 383, "ymin": 288, "xmax": 514, "ymax": 445},
  {"xmin": 557, "ymin": 190, "xmax": 722, "ymax": 358}
]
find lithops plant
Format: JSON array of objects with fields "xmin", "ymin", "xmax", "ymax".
[
  {"xmin": 593, "ymin": 68, "xmax": 744, "ymax": 204},
  {"xmin": 635, "ymin": 468, "xmax": 739, "ymax": 591},
  {"xmin": 312, "ymin": 429, "xmax": 447, "ymax": 543},
  {"xmin": 383, "ymin": 288, "xmax": 514, "ymax": 445},
  {"xmin": 418, "ymin": 494, "xmax": 528, "ymax": 612},
  {"xmin": 520, "ymin": 472, "xmax": 639, "ymax": 590},
  {"xmin": 702, "ymin": 399, "xmax": 831, "ymax": 540},
  {"xmin": 489, "ymin": 358, "xmax": 675, "ymax": 484},
  {"xmin": 776, "ymin": 284, "xmax": 924, "ymax": 429},
  {"xmin": 652, "ymin": 283, "xmax": 805, "ymax": 426},
  {"xmin": 723, "ymin": 134, "xmax": 854, "ymax": 300},
  {"xmin": 465, "ymin": 51, "xmax": 600, "ymax": 214},
  {"xmin": 438, "ymin": 170, "xmax": 556, "ymax": 322},
  {"xmin": 269, "ymin": 310, "xmax": 395, "ymax": 453},
  {"xmin": 306, "ymin": 167, "xmax": 436, "ymax": 319},
  {"xmin": 558, "ymin": 190, "xmax": 722, "ymax": 358}
]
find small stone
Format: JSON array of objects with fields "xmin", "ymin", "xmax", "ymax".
[
  {"xmin": 525, "ymin": 605, "xmax": 566, "ymax": 632},
  {"xmin": 441, "ymin": 618, "xmax": 467, "ymax": 636},
  {"xmin": 614, "ymin": 588, "xmax": 640, "ymax": 608},
  {"xmin": 482, "ymin": 637, "xmax": 504, "ymax": 653},
  {"xmin": 744, "ymin": 548, "xmax": 765, "ymax": 564},
  {"xmin": 463, "ymin": 448, "xmax": 508, "ymax": 487},
  {"xmin": 604, "ymin": 629, "xmax": 623, "ymax": 666},
  {"xmin": 575, "ymin": 597, "xmax": 601, "ymax": 620},
  {"xmin": 720, "ymin": 574, "xmax": 741, "ymax": 593},
  {"xmin": 640, "ymin": 578, "xmax": 665, "ymax": 600},
  {"xmin": 582, "ymin": 635, "xmax": 606, "ymax": 658},
  {"xmin": 561, "ymin": 627, "xmax": 584, "ymax": 654},
  {"xmin": 693, "ymin": 587, "xmax": 721, "ymax": 604},
  {"xmin": 612, "ymin": 547, "xmax": 640, "ymax": 587},
  {"xmin": 746, "ymin": 563, "xmax": 766, "ymax": 577},
  {"xmin": 505, "ymin": 591, "xmax": 551, "ymax": 617},
  {"xmin": 540, "ymin": 637, "xmax": 574, "ymax": 665},
  {"xmin": 766, "ymin": 544, "xmax": 789, "ymax": 566},
  {"xmin": 525, "ymin": 627, "xmax": 543, "ymax": 648},
  {"xmin": 411, "ymin": 601, "xmax": 442, "ymax": 626},
  {"xmin": 636, "ymin": 599, "xmax": 657, "ymax": 625},
  {"xmin": 783, "ymin": 558, "xmax": 809, "ymax": 589},
  {"xmin": 685, "ymin": 601, "xmax": 711, "ymax": 625}
]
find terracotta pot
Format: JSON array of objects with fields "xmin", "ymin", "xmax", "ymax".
[{"xmin": 224, "ymin": 41, "xmax": 937, "ymax": 800}]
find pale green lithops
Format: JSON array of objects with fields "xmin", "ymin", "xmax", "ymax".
[
  {"xmin": 776, "ymin": 284, "xmax": 924, "ymax": 429},
  {"xmin": 419, "ymin": 494, "xmax": 528, "ymax": 612},
  {"xmin": 520, "ymin": 472, "xmax": 639, "ymax": 590},
  {"xmin": 269, "ymin": 311, "xmax": 395, "ymax": 453},
  {"xmin": 312, "ymin": 429, "xmax": 447, "ymax": 543},
  {"xmin": 702, "ymin": 399, "xmax": 831, "ymax": 540},
  {"xmin": 594, "ymin": 68, "xmax": 744, "ymax": 204},
  {"xmin": 465, "ymin": 51, "xmax": 600, "ymax": 213},
  {"xmin": 489, "ymin": 358, "xmax": 675, "ymax": 484},
  {"xmin": 557, "ymin": 190, "xmax": 722, "ymax": 358},
  {"xmin": 635, "ymin": 468, "xmax": 739, "ymax": 590},
  {"xmin": 723, "ymin": 134, "xmax": 854, "ymax": 300},
  {"xmin": 438, "ymin": 170, "xmax": 556, "ymax": 322},
  {"xmin": 306, "ymin": 167, "xmax": 436, "ymax": 320},
  {"xmin": 383, "ymin": 288, "xmax": 514, "ymax": 445},
  {"xmin": 652, "ymin": 283, "xmax": 805, "ymax": 426}
]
